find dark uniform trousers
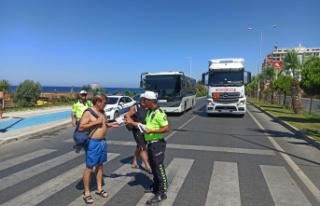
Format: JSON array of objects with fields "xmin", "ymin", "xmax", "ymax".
[{"xmin": 147, "ymin": 139, "xmax": 168, "ymax": 194}]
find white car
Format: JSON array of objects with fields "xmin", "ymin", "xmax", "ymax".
[{"xmin": 104, "ymin": 95, "xmax": 136, "ymax": 121}]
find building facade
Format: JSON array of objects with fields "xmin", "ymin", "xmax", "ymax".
[{"xmin": 263, "ymin": 44, "xmax": 320, "ymax": 80}]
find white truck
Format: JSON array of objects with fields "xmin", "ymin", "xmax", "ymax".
[{"xmin": 202, "ymin": 58, "xmax": 251, "ymax": 117}]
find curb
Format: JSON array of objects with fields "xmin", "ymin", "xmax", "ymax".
[
  {"xmin": 0, "ymin": 120, "xmax": 70, "ymax": 146},
  {"xmin": 249, "ymin": 102, "xmax": 320, "ymax": 150}
]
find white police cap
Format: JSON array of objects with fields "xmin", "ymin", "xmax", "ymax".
[
  {"xmin": 79, "ymin": 90, "xmax": 87, "ymax": 94},
  {"xmin": 143, "ymin": 91, "xmax": 157, "ymax": 100}
]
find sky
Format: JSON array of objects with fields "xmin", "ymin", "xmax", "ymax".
[{"xmin": 1, "ymin": 0, "xmax": 319, "ymax": 88}]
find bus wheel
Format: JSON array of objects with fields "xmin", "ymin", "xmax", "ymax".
[{"xmin": 183, "ymin": 102, "xmax": 187, "ymax": 114}]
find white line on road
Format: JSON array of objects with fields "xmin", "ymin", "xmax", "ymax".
[
  {"xmin": 68, "ymin": 159, "xmax": 141, "ymax": 206},
  {"xmin": 0, "ymin": 151, "xmax": 82, "ymax": 191},
  {"xmin": 108, "ymin": 140, "xmax": 275, "ymax": 156},
  {"xmin": 261, "ymin": 165, "xmax": 311, "ymax": 206},
  {"xmin": 248, "ymin": 109, "xmax": 320, "ymax": 203},
  {"xmin": 1, "ymin": 153, "xmax": 119, "ymax": 206},
  {"xmin": 136, "ymin": 158, "xmax": 194, "ymax": 206},
  {"xmin": 206, "ymin": 161, "xmax": 241, "ymax": 206},
  {"xmin": 0, "ymin": 149, "xmax": 55, "ymax": 172}
]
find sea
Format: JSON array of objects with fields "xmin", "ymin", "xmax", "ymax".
[{"xmin": 9, "ymin": 86, "xmax": 144, "ymax": 94}]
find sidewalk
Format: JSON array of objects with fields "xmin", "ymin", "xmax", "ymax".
[
  {"xmin": 0, "ymin": 106, "xmax": 71, "ymax": 145},
  {"xmin": 249, "ymin": 102, "xmax": 320, "ymax": 150},
  {"xmin": 1, "ymin": 103, "xmax": 319, "ymax": 150}
]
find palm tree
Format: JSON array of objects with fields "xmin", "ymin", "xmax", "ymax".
[
  {"xmin": 281, "ymin": 50, "xmax": 303, "ymax": 114},
  {"xmin": 256, "ymin": 73, "xmax": 266, "ymax": 101},
  {"xmin": 262, "ymin": 66, "xmax": 276, "ymax": 104}
]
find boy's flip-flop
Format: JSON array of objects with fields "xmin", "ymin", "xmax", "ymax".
[{"xmin": 95, "ymin": 190, "xmax": 109, "ymax": 198}]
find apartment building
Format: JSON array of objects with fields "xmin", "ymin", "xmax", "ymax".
[{"xmin": 263, "ymin": 44, "xmax": 320, "ymax": 80}]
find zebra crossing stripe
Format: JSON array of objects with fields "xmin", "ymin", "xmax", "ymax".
[
  {"xmin": 1, "ymin": 153, "xmax": 119, "ymax": 206},
  {"xmin": 0, "ymin": 151, "xmax": 82, "ymax": 191},
  {"xmin": 206, "ymin": 161, "xmax": 241, "ymax": 206},
  {"xmin": 260, "ymin": 165, "xmax": 311, "ymax": 206},
  {"xmin": 68, "ymin": 162, "xmax": 143, "ymax": 206},
  {"xmin": 0, "ymin": 149, "xmax": 55, "ymax": 172},
  {"xmin": 136, "ymin": 158, "xmax": 194, "ymax": 206}
]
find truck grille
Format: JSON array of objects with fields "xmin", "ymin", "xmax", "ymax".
[{"xmin": 212, "ymin": 92, "xmax": 240, "ymax": 103}]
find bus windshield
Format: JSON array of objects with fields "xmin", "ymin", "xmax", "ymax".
[{"xmin": 145, "ymin": 75, "xmax": 181, "ymax": 98}]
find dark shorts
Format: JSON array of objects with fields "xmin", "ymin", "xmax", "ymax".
[
  {"xmin": 132, "ymin": 130, "xmax": 147, "ymax": 151},
  {"xmin": 85, "ymin": 138, "xmax": 107, "ymax": 167}
]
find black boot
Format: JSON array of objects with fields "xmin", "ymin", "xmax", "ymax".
[
  {"xmin": 144, "ymin": 184, "xmax": 158, "ymax": 194},
  {"xmin": 146, "ymin": 193, "xmax": 167, "ymax": 205}
]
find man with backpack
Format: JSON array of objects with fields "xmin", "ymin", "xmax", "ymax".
[
  {"xmin": 79, "ymin": 94, "xmax": 118, "ymax": 204},
  {"xmin": 125, "ymin": 93, "xmax": 152, "ymax": 173}
]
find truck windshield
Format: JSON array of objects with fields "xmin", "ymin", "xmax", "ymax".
[
  {"xmin": 208, "ymin": 70, "xmax": 244, "ymax": 86},
  {"xmin": 145, "ymin": 75, "xmax": 181, "ymax": 98}
]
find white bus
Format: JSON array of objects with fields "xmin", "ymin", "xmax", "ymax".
[{"xmin": 140, "ymin": 71, "xmax": 196, "ymax": 113}]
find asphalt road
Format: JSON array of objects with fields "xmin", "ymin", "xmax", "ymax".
[{"xmin": 0, "ymin": 98, "xmax": 319, "ymax": 206}]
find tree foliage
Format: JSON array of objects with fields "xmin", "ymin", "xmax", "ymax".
[
  {"xmin": 196, "ymin": 81, "xmax": 207, "ymax": 97},
  {"xmin": 282, "ymin": 50, "xmax": 301, "ymax": 76},
  {"xmin": 273, "ymin": 75, "xmax": 292, "ymax": 94},
  {"xmin": 81, "ymin": 85, "xmax": 91, "ymax": 92},
  {"xmin": 13, "ymin": 80, "xmax": 41, "ymax": 107},
  {"xmin": 300, "ymin": 58, "xmax": 320, "ymax": 96},
  {"xmin": 0, "ymin": 79, "xmax": 10, "ymax": 92}
]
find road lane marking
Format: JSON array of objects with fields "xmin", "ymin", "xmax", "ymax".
[
  {"xmin": 206, "ymin": 161, "xmax": 241, "ymax": 206},
  {"xmin": 108, "ymin": 140, "xmax": 275, "ymax": 156},
  {"xmin": 136, "ymin": 158, "xmax": 194, "ymax": 206},
  {"xmin": 261, "ymin": 165, "xmax": 311, "ymax": 206},
  {"xmin": 165, "ymin": 115, "xmax": 197, "ymax": 141},
  {"xmin": 0, "ymin": 149, "xmax": 55, "ymax": 171},
  {"xmin": 1, "ymin": 153, "xmax": 119, "ymax": 206},
  {"xmin": 248, "ymin": 109, "xmax": 320, "ymax": 203},
  {"xmin": 68, "ymin": 159, "xmax": 141, "ymax": 206},
  {"xmin": 0, "ymin": 151, "xmax": 82, "ymax": 191}
]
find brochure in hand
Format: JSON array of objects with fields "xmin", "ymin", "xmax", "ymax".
[
  {"xmin": 137, "ymin": 123, "xmax": 147, "ymax": 133},
  {"xmin": 115, "ymin": 115, "xmax": 126, "ymax": 126}
]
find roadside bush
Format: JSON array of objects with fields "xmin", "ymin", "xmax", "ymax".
[
  {"xmin": 13, "ymin": 80, "xmax": 41, "ymax": 107},
  {"xmin": 59, "ymin": 95, "xmax": 70, "ymax": 102},
  {"xmin": 196, "ymin": 91, "xmax": 207, "ymax": 97}
]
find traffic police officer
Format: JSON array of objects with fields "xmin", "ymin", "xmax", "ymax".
[
  {"xmin": 71, "ymin": 90, "xmax": 93, "ymax": 152},
  {"xmin": 140, "ymin": 91, "xmax": 169, "ymax": 205}
]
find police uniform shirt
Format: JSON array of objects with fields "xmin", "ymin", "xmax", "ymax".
[
  {"xmin": 72, "ymin": 100, "xmax": 93, "ymax": 120},
  {"xmin": 144, "ymin": 107, "xmax": 168, "ymax": 142}
]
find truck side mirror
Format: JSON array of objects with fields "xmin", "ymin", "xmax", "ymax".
[
  {"xmin": 201, "ymin": 73, "xmax": 207, "ymax": 85},
  {"xmin": 244, "ymin": 72, "xmax": 251, "ymax": 84}
]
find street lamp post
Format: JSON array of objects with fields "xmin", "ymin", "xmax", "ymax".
[
  {"xmin": 248, "ymin": 25, "xmax": 277, "ymax": 74},
  {"xmin": 187, "ymin": 57, "xmax": 192, "ymax": 77},
  {"xmin": 248, "ymin": 25, "xmax": 276, "ymax": 100}
]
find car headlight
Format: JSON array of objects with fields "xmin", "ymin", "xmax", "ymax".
[{"xmin": 105, "ymin": 107, "xmax": 113, "ymax": 112}]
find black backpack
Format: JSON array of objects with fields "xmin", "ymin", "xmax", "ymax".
[{"xmin": 125, "ymin": 103, "xmax": 146, "ymax": 131}]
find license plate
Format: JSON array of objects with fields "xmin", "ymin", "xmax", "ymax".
[{"xmin": 221, "ymin": 110, "xmax": 229, "ymax": 112}]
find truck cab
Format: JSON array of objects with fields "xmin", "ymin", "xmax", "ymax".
[{"xmin": 202, "ymin": 58, "xmax": 251, "ymax": 117}]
